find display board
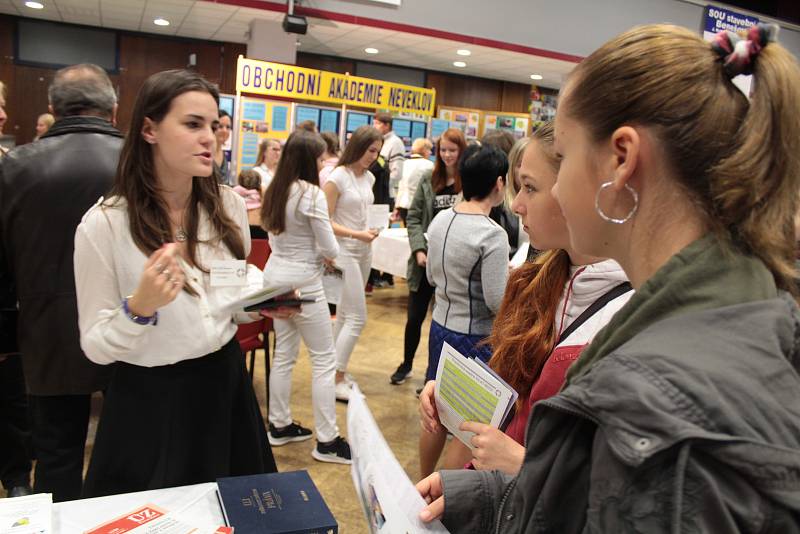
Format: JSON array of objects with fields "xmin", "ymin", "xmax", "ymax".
[
  {"xmin": 294, "ymin": 104, "xmax": 341, "ymax": 134},
  {"xmin": 345, "ymin": 110, "xmax": 372, "ymax": 134},
  {"xmin": 219, "ymin": 95, "xmax": 235, "ymax": 118},
  {"xmin": 438, "ymin": 106, "xmax": 481, "ymax": 139},
  {"xmin": 236, "ymin": 96, "xmax": 292, "ymax": 175},
  {"xmin": 483, "ymin": 111, "xmax": 530, "ymax": 139},
  {"xmin": 392, "ymin": 117, "xmax": 428, "ymax": 152},
  {"xmin": 218, "ymin": 94, "xmax": 235, "ymax": 152},
  {"xmin": 529, "ymin": 86, "xmax": 558, "ymax": 129}
]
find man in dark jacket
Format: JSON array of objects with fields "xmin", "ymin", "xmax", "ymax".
[
  {"xmin": 0, "ymin": 79, "xmax": 33, "ymax": 498},
  {"xmin": 0, "ymin": 63, "xmax": 123, "ymax": 501}
]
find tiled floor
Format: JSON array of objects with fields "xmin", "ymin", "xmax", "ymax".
[{"xmin": 3, "ymin": 280, "xmax": 431, "ymax": 533}]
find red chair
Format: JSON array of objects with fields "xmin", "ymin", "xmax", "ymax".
[{"xmin": 236, "ymin": 239, "xmax": 274, "ymax": 407}]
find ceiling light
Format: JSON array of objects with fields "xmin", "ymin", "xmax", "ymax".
[
  {"xmin": 456, "ymin": 49, "xmax": 471, "ymax": 56},
  {"xmin": 25, "ymin": 1, "xmax": 44, "ymax": 8},
  {"xmin": 154, "ymin": 17, "xmax": 170, "ymax": 26},
  {"xmin": 530, "ymin": 74, "xmax": 543, "ymax": 80},
  {"xmin": 365, "ymin": 47, "xmax": 379, "ymax": 54},
  {"xmin": 453, "ymin": 61, "xmax": 467, "ymax": 68}
]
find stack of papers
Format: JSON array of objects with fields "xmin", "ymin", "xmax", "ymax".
[
  {"xmin": 434, "ymin": 342, "xmax": 518, "ymax": 449},
  {"xmin": 0, "ymin": 493, "xmax": 52, "ymax": 534},
  {"xmin": 83, "ymin": 503, "xmax": 230, "ymax": 534}
]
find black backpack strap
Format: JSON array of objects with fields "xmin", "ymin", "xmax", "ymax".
[{"xmin": 556, "ymin": 282, "xmax": 632, "ymax": 345}]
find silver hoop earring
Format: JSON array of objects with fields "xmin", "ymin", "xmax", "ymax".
[{"xmin": 595, "ymin": 181, "xmax": 638, "ymax": 224}]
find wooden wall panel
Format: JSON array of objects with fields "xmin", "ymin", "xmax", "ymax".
[
  {"xmin": 220, "ymin": 43, "xmax": 247, "ymax": 95},
  {"xmin": 425, "ymin": 72, "xmax": 530, "ymax": 113},
  {"xmin": 115, "ymin": 34, "xmax": 224, "ymax": 133},
  {"xmin": 500, "ymin": 82, "xmax": 530, "ymax": 114}
]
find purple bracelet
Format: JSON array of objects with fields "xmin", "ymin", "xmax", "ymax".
[{"xmin": 122, "ymin": 297, "xmax": 158, "ymax": 326}]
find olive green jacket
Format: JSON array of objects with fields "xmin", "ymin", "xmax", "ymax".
[{"xmin": 405, "ymin": 170, "xmax": 434, "ymax": 292}]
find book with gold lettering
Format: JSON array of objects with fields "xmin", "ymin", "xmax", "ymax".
[{"xmin": 216, "ymin": 471, "xmax": 336, "ymax": 534}]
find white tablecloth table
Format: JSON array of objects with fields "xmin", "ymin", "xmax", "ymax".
[
  {"xmin": 371, "ymin": 228, "xmax": 411, "ymax": 279},
  {"xmin": 53, "ymin": 482, "xmax": 224, "ymax": 532}
]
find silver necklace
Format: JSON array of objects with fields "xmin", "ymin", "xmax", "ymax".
[{"xmin": 175, "ymin": 227, "xmax": 188, "ymax": 242}]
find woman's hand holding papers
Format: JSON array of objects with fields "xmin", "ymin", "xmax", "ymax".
[
  {"xmin": 418, "ymin": 380, "xmax": 444, "ymax": 434},
  {"xmin": 460, "ymin": 421, "xmax": 525, "ymax": 475},
  {"xmin": 416, "ymin": 473, "xmax": 445, "ymax": 523}
]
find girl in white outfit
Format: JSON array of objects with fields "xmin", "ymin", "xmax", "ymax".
[
  {"xmin": 252, "ymin": 138, "xmax": 281, "ymax": 192},
  {"xmin": 261, "ymin": 130, "xmax": 351, "ymax": 464},
  {"xmin": 322, "ymin": 125, "xmax": 382, "ymax": 402}
]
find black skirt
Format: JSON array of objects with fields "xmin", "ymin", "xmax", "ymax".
[{"xmin": 82, "ymin": 337, "xmax": 277, "ymax": 498}]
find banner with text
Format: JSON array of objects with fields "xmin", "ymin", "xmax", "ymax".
[
  {"xmin": 703, "ymin": 5, "xmax": 759, "ymax": 40},
  {"xmin": 236, "ymin": 57, "xmax": 436, "ymax": 117}
]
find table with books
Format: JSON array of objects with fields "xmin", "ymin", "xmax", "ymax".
[{"xmin": 46, "ymin": 470, "xmax": 339, "ymax": 533}]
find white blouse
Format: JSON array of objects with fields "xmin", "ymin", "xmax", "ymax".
[
  {"xmin": 267, "ymin": 181, "xmax": 339, "ymax": 269},
  {"xmin": 74, "ymin": 186, "xmax": 259, "ymax": 367}
]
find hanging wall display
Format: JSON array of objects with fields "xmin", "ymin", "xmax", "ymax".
[
  {"xmin": 438, "ymin": 106, "xmax": 481, "ymax": 139},
  {"xmin": 236, "ymin": 96, "xmax": 292, "ymax": 171},
  {"xmin": 529, "ymin": 86, "xmax": 558, "ymax": 129},
  {"xmin": 483, "ymin": 111, "xmax": 530, "ymax": 139}
]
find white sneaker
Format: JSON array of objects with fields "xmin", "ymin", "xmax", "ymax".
[{"xmin": 335, "ymin": 380, "xmax": 352, "ymax": 402}]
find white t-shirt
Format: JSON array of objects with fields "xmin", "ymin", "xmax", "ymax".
[{"xmin": 326, "ymin": 166, "xmax": 375, "ymax": 236}]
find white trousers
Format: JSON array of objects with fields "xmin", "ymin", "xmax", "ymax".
[
  {"xmin": 264, "ymin": 257, "xmax": 339, "ymax": 443},
  {"xmin": 333, "ymin": 246, "xmax": 371, "ymax": 373}
]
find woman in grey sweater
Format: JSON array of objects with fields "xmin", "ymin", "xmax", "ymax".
[{"xmin": 419, "ymin": 143, "xmax": 510, "ymax": 477}]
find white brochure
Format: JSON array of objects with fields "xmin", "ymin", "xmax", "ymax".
[
  {"xmin": 0, "ymin": 493, "xmax": 52, "ymax": 534},
  {"xmin": 367, "ymin": 204, "xmax": 391, "ymax": 231},
  {"xmin": 434, "ymin": 342, "xmax": 517, "ymax": 449},
  {"xmin": 347, "ymin": 385, "xmax": 450, "ymax": 534}
]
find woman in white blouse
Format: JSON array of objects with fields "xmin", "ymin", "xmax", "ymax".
[
  {"xmin": 322, "ymin": 125, "xmax": 382, "ymax": 402},
  {"xmin": 74, "ymin": 69, "xmax": 276, "ymax": 497},
  {"xmin": 260, "ymin": 130, "xmax": 351, "ymax": 464},
  {"xmin": 252, "ymin": 138, "xmax": 281, "ymax": 191}
]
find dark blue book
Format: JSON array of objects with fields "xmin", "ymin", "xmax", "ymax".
[{"xmin": 216, "ymin": 471, "xmax": 337, "ymax": 534}]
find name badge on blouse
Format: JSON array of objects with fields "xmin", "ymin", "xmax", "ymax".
[{"xmin": 210, "ymin": 260, "xmax": 247, "ymax": 287}]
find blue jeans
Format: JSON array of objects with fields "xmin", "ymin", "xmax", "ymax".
[{"xmin": 425, "ymin": 320, "xmax": 493, "ymax": 382}]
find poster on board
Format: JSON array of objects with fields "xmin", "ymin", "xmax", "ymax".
[{"xmin": 236, "ymin": 96, "xmax": 291, "ymax": 174}]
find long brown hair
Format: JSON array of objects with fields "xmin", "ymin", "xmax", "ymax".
[
  {"xmin": 108, "ymin": 69, "xmax": 245, "ymax": 272},
  {"xmin": 565, "ymin": 24, "xmax": 800, "ymax": 292},
  {"xmin": 261, "ymin": 130, "xmax": 326, "ymax": 234},
  {"xmin": 488, "ymin": 124, "xmax": 572, "ymax": 402},
  {"xmin": 337, "ymin": 125, "xmax": 382, "ymax": 168},
  {"xmin": 431, "ymin": 128, "xmax": 466, "ymax": 193}
]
